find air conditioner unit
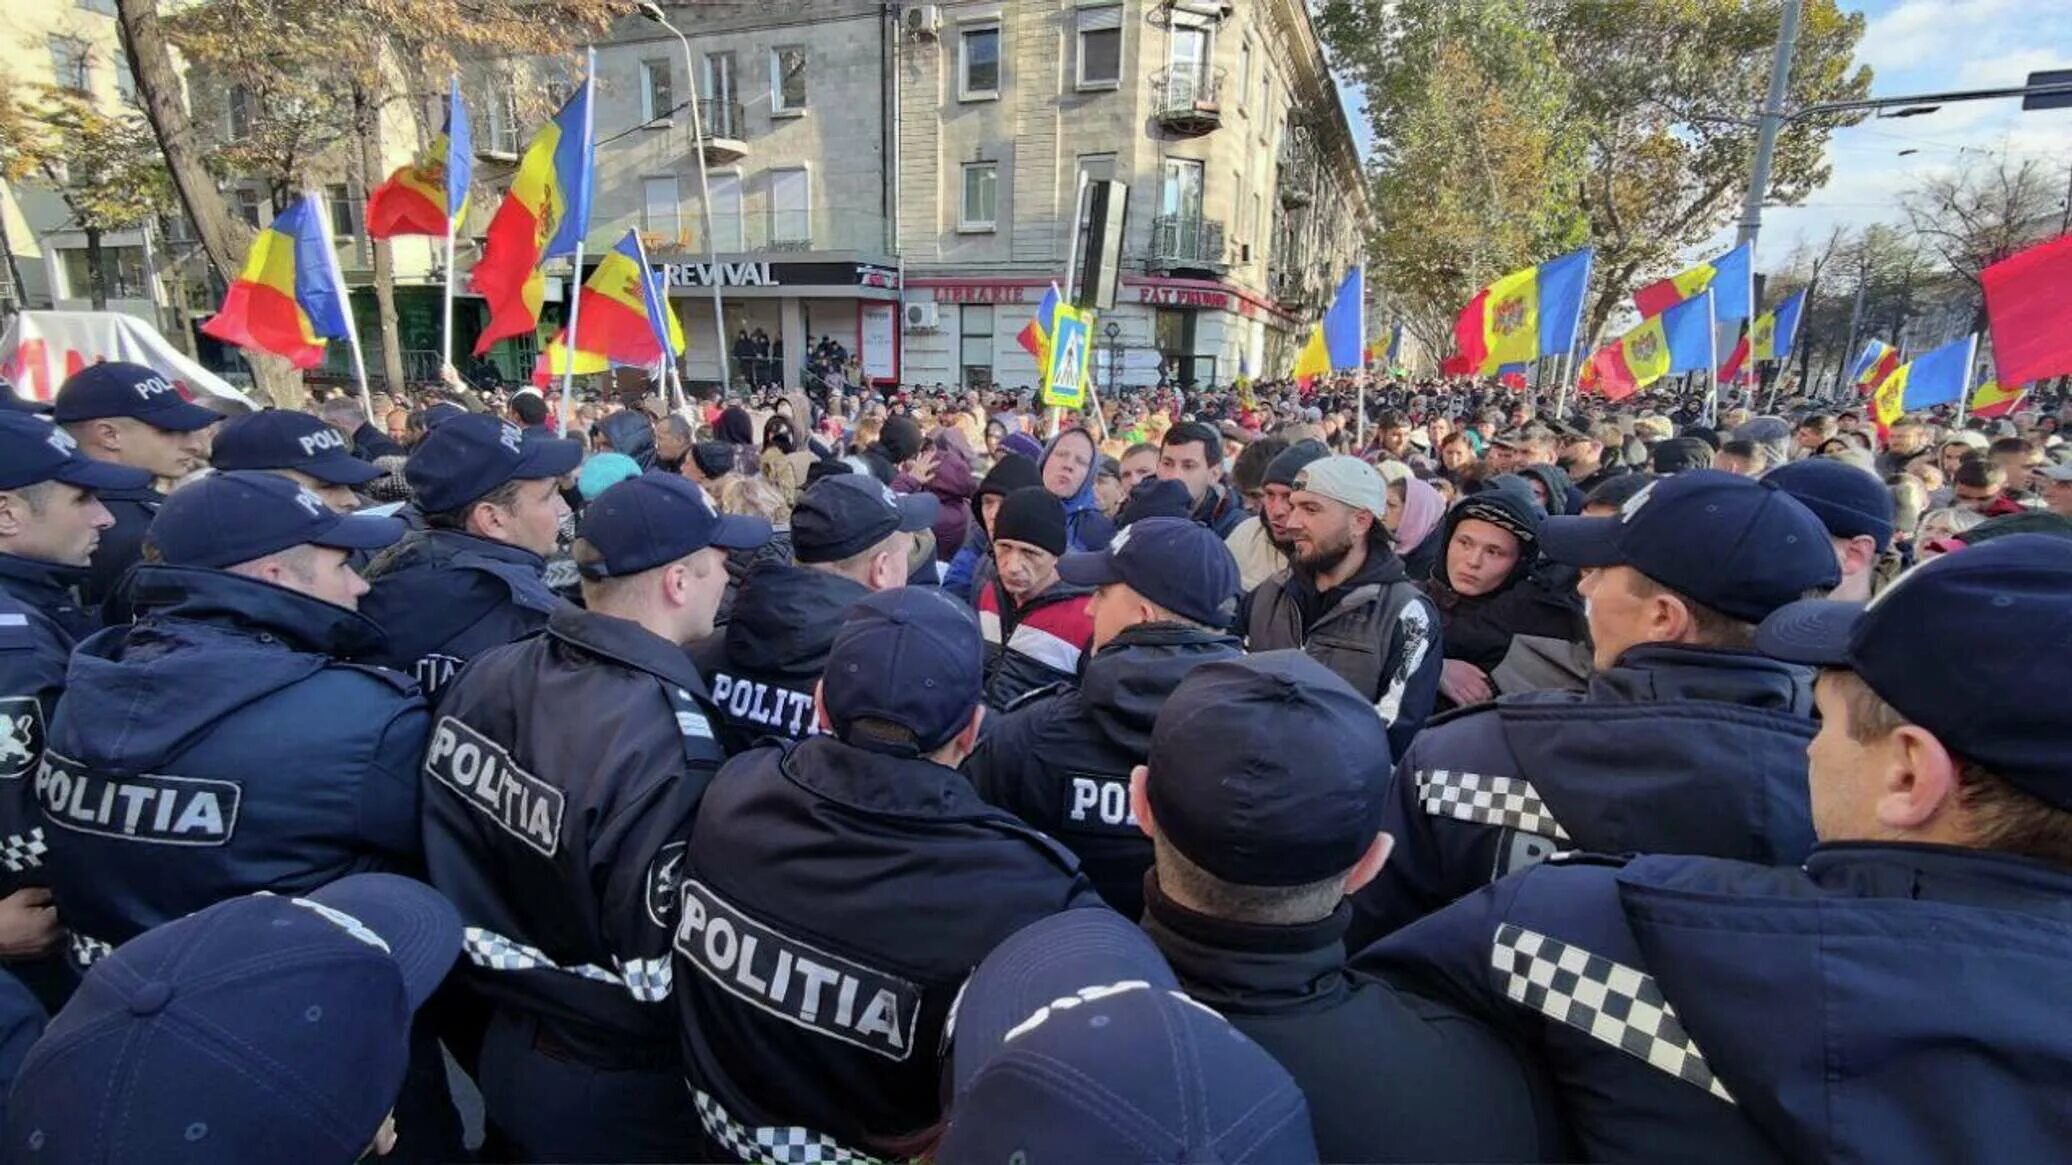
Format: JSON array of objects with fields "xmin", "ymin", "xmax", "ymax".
[
  {"xmin": 905, "ymin": 4, "xmax": 942, "ymax": 38},
  {"xmin": 904, "ymin": 301, "xmax": 940, "ymax": 330}
]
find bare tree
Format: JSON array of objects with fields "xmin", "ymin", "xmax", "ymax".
[{"xmin": 1902, "ymin": 154, "xmax": 2059, "ymax": 331}]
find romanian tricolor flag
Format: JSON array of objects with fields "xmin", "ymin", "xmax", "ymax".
[
  {"xmin": 1587, "ymin": 290, "xmax": 1714, "ymax": 402},
  {"xmin": 1445, "ymin": 248, "xmax": 1592, "ymax": 377},
  {"xmin": 543, "ymin": 231, "xmax": 685, "ymax": 375},
  {"xmin": 200, "ymin": 195, "xmax": 351, "ymax": 369},
  {"xmin": 1850, "ymin": 340, "xmax": 1900, "ymax": 398},
  {"xmin": 1752, "ymin": 289, "xmax": 1806, "ymax": 362},
  {"xmin": 1633, "ymin": 242, "xmax": 1753, "ymax": 322},
  {"xmin": 1874, "ymin": 334, "xmax": 1977, "ymax": 430},
  {"xmin": 470, "ymin": 75, "xmax": 596, "ymax": 356},
  {"xmin": 1969, "ymin": 378, "xmax": 2026, "ymax": 419},
  {"xmin": 1016, "ymin": 284, "xmax": 1062, "ymax": 362},
  {"xmin": 366, "ymin": 77, "xmax": 472, "ymax": 239}
]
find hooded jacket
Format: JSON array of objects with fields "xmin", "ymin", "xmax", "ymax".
[
  {"xmin": 359, "ymin": 529, "xmax": 570, "ymax": 697},
  {"xmin": 0, "ymin": 555, "xmax": 98, "ymax": 904},
  {"xmin": 1421, "ymin": 486, "xmax": 1585, "ymax": 677},
  {"xmin": 944, "ymin": 453, "xmax": 1039, "ymax": 603},
  {"xmin": 82, "ymin": 482, "xmax": 161, "ymax": 617},
  {"xmin": 893, "ymin": 446, "xmax": 976, "ymax": 564},
  {"xmin": 1039, "ymin": 430, "xmax": 1116, "ymax": 553},
  {"xmin": 964, "ymin": 623, "xmax": 1242, "ymax": 917},
  {"xmin": 688, "ymin": 562, "xmax": 868, "ymax": 753},
  {"xmin": 1352, "ymin": 643, "xmax": 1818, "ymax": 947},
  {"xmin": 595, "ymin": 410, "xmax": 657, "ymax": 471},
  {"xmin": 41, "ymin": 565, "xmax": 427, "ymax": 971}
]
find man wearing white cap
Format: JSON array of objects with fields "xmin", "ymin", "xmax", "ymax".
[{"xmin": 1241, "ymin": 455, "xmax": 1442, "ymax": 753}]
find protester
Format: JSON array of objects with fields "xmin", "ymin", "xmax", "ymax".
[
  {"xmin": 1420, "ymin": 483, "xmax": 1584, "ymax": 707},
  {"xmin": 693, "ymin": 474, "xmax": 935, "ymax": 751},
  {"xmin": 50, "ymin": 362, "xmax": 221, "ymax": 612},
  {"xmin": 892, "ymin": 439, "xmax": 976, "ymax": 564},
  {"xmin": 943, "ymin": 451, "xmax": 1037, "ymax": 601},
  {"xmin": 1036, "ymin": 427, "xmax": 1116, "ymax": 552},
  {"xmin": 1242, "ymin": 455, "xmax": 1441, "ymax": 754},
  {"xmin": 1353, "ymin": 470, "xmax": 1840, "ymax": 946},
  {"xmin": 1380, "ymin": 464, "xmax": 1446, "ymax": 579},
  {"xmin": 1159, "ymin": 420, "xmax": 1245, "ymax": 536},
  {"xmin": 1117, "ymin": 441, "xmax": 1159, "ymax": 494},
  {"xmin": 1362, "ymin": 534, "xmax": 2072, "ymax": 1165},
  {"xmin": 6, "ymin": 874, "xmax": 461, "ymax": 1165},
  {"xmin": 965, "ymin": 518, "xmax": 1243, "ymax": 919},
  {"xmin": 424, "ymin": 474, "xmax": 763, "ymax": 1161},
  {"xmin": 974, "ymin": 487, "xmax": 1095, "ymax": 707},
  {"xmin": 670, "ymin": 588, "xmax": 1096, "ymax": 1162},
  {"xmin": 359, "ymin": 414, "xmax": 580, "ymax": 695},
  {"xmin": 2041, "ymin": 461, "xmax": 2072, "ymax": 518}
]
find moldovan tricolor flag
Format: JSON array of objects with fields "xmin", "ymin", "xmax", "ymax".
[
  {"xmin": 543, "ymin": 230, "xmax": 685, "ymax": 375},
  {"xmin": 1969, "ymin": 379, "xmax": 2026, "ymax": 419},
  {"xmin": 1016, "ymin": 284, "xmax": 1062, "ymax": 361},
  {"xmin": 1634, "ymin": 242, "xmax": 1753, "ymax": 322},
  {"xmin": 1291, "ymin": 324, "xmax": 1329, "ymax": 386},
  {"xmin": 1444, "ymin": 248, "xmax": 1592, "ymax": 376},
  {"xmin": 1587, "ymin": 290, "xmax": 1714, "ymax": 401},
  {"xmin": 1751, "ymin": 289, "xmax": 1806, "ymax": 361},
  {"xmin": 1850, "ymin": 340, "xmax": 1900, "ymax": 397},
  {"xmin": 470, "ymin": 76, "xmax": 596, "ymax": 355},
  {"xmin": 366, "ymin": 77, "xmax": 473, "ymax": 238},
  {"xmin": 200, "ymin": 195, "xmax": 351, "ymax": 369},
  {"xmin": 1981, "ymin": 231, "xmax": 2072, "ymax": 387},
  {"xmin": 1874, "ymin": 334, "xmax": 1977, "ymax": 429}
]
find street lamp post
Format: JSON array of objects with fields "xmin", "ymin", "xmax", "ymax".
[{"xmin": 640, "ymin": 2, "xmax": 731, "ymax": 396}]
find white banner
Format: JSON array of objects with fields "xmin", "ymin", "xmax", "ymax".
[
  {"xmin": 0, "ymin": 311, "xmax": 254, "ymax": 409},
  {"xmin": 859, "ymin": 302, "xmax": 896, "ymax": 382}
]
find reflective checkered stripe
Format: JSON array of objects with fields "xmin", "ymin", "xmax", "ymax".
[
  {"xmin": 1417, "ymin": 770, "xmax": 1572, "ymax": 842},
  {"xmin": 0, "ymin": 828, "xmax": 46, "ymax": 872},
  {"xmin": 691, "ymin": 1087, "xmax": 891, "ymax": 1165},
  {"xmin": 461, "ymin": 926, "xmax": 673, "ymax": 1002},
  {"xmin": 69, "ymin": 931, "xmax": 113, "ymax": 970},
  {"xmin": 1491, "ymin": 924, "xmax": 1734, "ymax": 1104}
]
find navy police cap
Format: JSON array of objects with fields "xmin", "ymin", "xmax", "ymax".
[
  {"xmin": 0, "ymin": 412, "xmax": 152, "ymax": 492},
  {"xmin": 211, "ymin": 410, "xmax": 381, "ymax": 486},
  {"xmin": 147, "ymin": 470, "xmax": 404, "ymax": 570},
  {"xmin": 404, "ymin": 413, "xmax": 581, "ymax": 513},
  {"xmin": 51, "ymin": 362, "xmax": 221, "ymax": 431},
  {"xmin": 576, "ymin": 473, "xmax": 770, "ymax": 579}
]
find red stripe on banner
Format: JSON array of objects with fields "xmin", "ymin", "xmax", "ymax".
[
  {"xmin": 366, "ymin": 179, "xmax": 450, "ymax": 240},
  {"xmin": 201, "ymin": 282, "xmax": 324, "ymax": 368},
  {"xmin": 471, "ymin": 200, "xmax": 549, "ymax": 355},
  {"xmin": 569, "ymin": 288, "xmax": 665, "ymax": 366},
  {"xmin": 1590, "ymin": 345, "xmax": 1641, "ymax": 402}
]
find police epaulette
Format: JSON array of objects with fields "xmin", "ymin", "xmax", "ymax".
[
  {"xmin": 335, "ymin": 660, "xmax": 428, "ymax": 695},
  {"xmin": 1544, "ymin": 850, "xmax": 1635, "ymax": 869},
  {"xmin": 0, "ymin": 612, "xmax": 35, "ymax": 651}
]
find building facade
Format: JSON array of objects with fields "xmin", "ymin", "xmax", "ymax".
[{"xmin": 893, "ymin": 0, "xmax": 1367, "ymax": 393}]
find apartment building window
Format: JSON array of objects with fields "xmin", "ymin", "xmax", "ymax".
[
  {"xmin": 234, "ymin": 187, "xmax": 262, "ymax": 227},
  {"xmin": 76, "ymin": 0, "xmax": 119, "ymax": 14},
  {"xmin": 115, "ymin": 61, "xmax": 137, "ymax": 105},
  {"xmin": 1168, "ymin": 24, "xmax": 1211, "ymax": 87},
  {"xmin": 1237, "ymin": 39, "xmax": 1252, "ymax": 113},
  {"xmin": 702, "ymin": 52, "xmax": 740, "ymax": 138},
  {"xmin": 709, "ymin": 172, "xmax": 743, "ymax": 251},
  {"xmin": 50, "ymin": 38, "xmax": 92, "ymax": 94},
  {"xmin": 1252, "ymin": 191, "xmax": 1264, "ymax": 255},
  {"xmin": 959, "ymin": 304, "xmax": 994, "ymax": 389},
  {"xmin": 959, "ymin": 24, "xmax": 1000, "ymax": 101},
  {"xmin": 771, "ymin": 46, "xmax": 807, "ymax": 114},
  {"xmin": 1160, "ymin": 158, "xmax": 1204, "ymax": 220},
  {"xmin": 486, "ymin": 87, "xmax": 521, "ymax": 154},
  {"xmin": 640, "ymin": 58, "xmax": 673, "ymax": 123},
  {"xmin": 643, "ymin": 176, "xmax": 681, "ymax": 237},
  {"xmin": 770, "ymin": 167, "xmax": 810, "ymax": 245},
  {"xmin": 60, "ymin": 247, "xmax": 147, "ymax": 300},
  {"xmin": 1077, "ymin": 153, "xmax": 1116, "ymax": 189},
  {"xmin": 1234, "ymin": 170, "xmax": 1249, "ymax": 255},
  {"xmin": 1076, "ymin": 6, "xmax": 1122, "ymax": 90},
  {"xmin": 226, "ymin": 84, "xmax": 254, "ymax": 141},
  {"xmin": 326, "ymin": 183, "xmax": 357, "ymax": 238},
  {"xmin": 960, "ymin": 162, "xmax": 997, "ymax": 232}
]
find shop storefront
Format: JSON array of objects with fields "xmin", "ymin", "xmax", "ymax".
[{"xmin": 647, "ymin": 252, "xmax": 901, "ymax": 390}]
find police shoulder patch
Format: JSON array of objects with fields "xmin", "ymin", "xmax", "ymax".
[{"xmin": 0, "ymin": 697, "xmax": 44, "ymax": 782}]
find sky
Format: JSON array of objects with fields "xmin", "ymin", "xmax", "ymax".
[{"xmin": 1334, "ymin": 0, "xmax": 2072, "ymax": 270}]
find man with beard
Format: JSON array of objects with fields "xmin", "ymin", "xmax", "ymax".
[
  {"xmin": 1243, "ymin": 456, "xmax": 1441, "ymax": 755},
  {"xmin": 1225, "ymin": 439, "xmax": 1329, "ymax": 592},
  {"xmin": 1421, "ymin": 484, "xmax": 1584, "ymax": 709}
]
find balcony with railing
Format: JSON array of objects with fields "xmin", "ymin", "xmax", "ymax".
[
  {"xmin": 1277, "ymin": 134, "xmax": 1316, "ymax": 209},
  {"xmin": 1152, "ymin": 64, "xmax": 1225, "ymax": 136},
  {"xmin": 1148, "ymin": 214, "xmax": 1227, "ymax": 275},
  {"xmin": 693, "ymin": 99, "xmax": 749, "ymax": 164}
]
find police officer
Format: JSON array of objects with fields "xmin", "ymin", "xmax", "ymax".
[
  {"xmin": 690, "ymin": 473, "xmax": 936, "ymax": 752},
  {"xmin": 0, "ymin": 413, "xmax": 152, "ymax": 1007},
  {"xmin": 210, "ymin": 407, "xmax": 383, "ymax": 511},
  {"xmin": 50, "ymin": 362, "xmax": 221, "ymax": 611},
  {"xmin": 1359, "ymin": 535, "xmax": 2072, "ymax": 1164},
  {"xmin": 671, "ymin": 587, "xmax": 1097, "ymax": 1161},
  {"xmin": 359, "ymin": 413, "xmax": 580, "ymax": 695},
  {"xmin": 964, "ymin": 517, "xmax": 1243, "ymax": 918},
  {"xmin": 1131, "ymin": 652, "xmax": 1561, "ymax": 1163},
  {"xmin": 425, "ymin": 473, "xmax": 767, "ymax": 1162},
  {"xmin": 1352, "ymin": 470, "xmax": 1841, "ymax": 948}
]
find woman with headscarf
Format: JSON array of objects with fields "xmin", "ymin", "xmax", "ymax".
[
  {"xmin": 1418, "ymin": 480, "xmax": 1584, "ymax": 708},
  {"xmin": 1378, "ymin": 465, "xmax": 1445, "ymax": 580},
  {"xmin": 761, "ymin": 415, "xmax": 802, "ymax": 507},
  {"xmin": 1037, "ymin": 427, "xmax": 1116, "ymax": 552}
]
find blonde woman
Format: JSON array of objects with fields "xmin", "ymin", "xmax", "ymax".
[{"xmin": 714, "ymin": 474, "xmax": 793, "ymax": 627}]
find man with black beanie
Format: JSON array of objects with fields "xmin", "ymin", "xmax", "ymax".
[
  {"xmin": 976, "ymin": 487, "xmax": 1094, "ymax": 708},
  {"xmin": 944, "ymin": 453, "xmax": 1040, "ymax": 602}
]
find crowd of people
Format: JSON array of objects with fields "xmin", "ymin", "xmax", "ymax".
[{"xmin": 0, "ymin": 356, "xmax": 2068, "ymax": 1164}]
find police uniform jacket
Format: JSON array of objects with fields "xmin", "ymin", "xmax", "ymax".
[
  {"xmin": 964, "ymin": 622, "xmax": 1241, "ymax": 918},
  {"xmin": 1142, "ymin": 875, "xmax": 1565, "ymax": 1163},
  {"xmin": 0, "ymin": 555, "xmax": 98, "ymax": 898},
  {"xmin": 1350, "ymin": 643, "xmax": 1818, "ymax": 949},
  {"xmin": 671, "ymin": 735, "xmax": 1098, "ymax": 1159},
  {"xmin": 1363, "ymin": 843, "xmax": 2072, "ymax": 1164},
  {"xmin": 80, "ymin": 483, "xmax": 161, "ymax": 616},
  {"xmin": 359, "ymin": 528, "xmax": 569, "ymax": 697},
  {"xmin": 425, "ymin": 606, "xmax": 726, "ymax": 1068},
  {"xmin": 41, "ymin": 564, "xmax": 427, "ymax": 973},
  {"xmin": 686, "ymin": 561, "xmax": 867, "ymax": 753}
]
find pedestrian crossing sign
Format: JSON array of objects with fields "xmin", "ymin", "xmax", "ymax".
[{"xmin": 1043, "ymin": 305, "xmax": 1093, "ymax": 409}]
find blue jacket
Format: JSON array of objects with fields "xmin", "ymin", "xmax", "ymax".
[
  {"xmin": 1351, "ymin": 644, "xmax": 1817, "ymax": 948},
  {"xmin": 965, "ymin": 622, "xmax": 1242, "ymax": 918},
  {"xmin": 1362, "ymin": 843, "xmax": 2072, "ymax": 1164},
  {"xmin": 425, "ymin": 606, "xmax": 727, "ymax": 1069},
  {"xmin": 82, "ymin": 483, "xmax": 161, "ymax": 622},
  {"xmin": 1039, "ymin": 432, "xmax": 1115, "ymax": 553},
  {"xmin": 0, "ymin": 555, "xmax": 97, "ymax": 899},
  {"xmin": 359, "ymin": 528, "xmax": 570, "ymax": 697},
  {"xmin": 942, "ymin": 526, "xmax": 989, "ymax": 603},
  {"xmin": 40, "ymin": 565, "xmax": 428, "ymax": 972}
]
